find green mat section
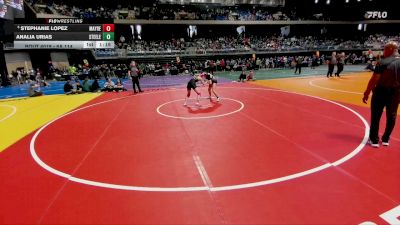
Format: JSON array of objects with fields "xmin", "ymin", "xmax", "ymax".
[{"xmin": 215, "ymin": 65, "xmax": 367, "ymax": 81}]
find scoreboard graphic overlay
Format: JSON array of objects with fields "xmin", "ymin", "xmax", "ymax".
[{"xmin": 13, "ymin": 19, "xmax": 115, "ymax": 49}]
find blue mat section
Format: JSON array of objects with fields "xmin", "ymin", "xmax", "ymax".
[
  {"xmin": 0, "ymin": 83, "xmax": 64, "ymax": 99},
  {"xmin": 0, "ymin": 80, "xmax": 106, "ymax": 99}
]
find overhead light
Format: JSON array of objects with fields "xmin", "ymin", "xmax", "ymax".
[
  {"xmin": 315, "ymin": 0, "xmax": 319, "ymax": 3},
  {"xmin": 326, "ymin": 0, "xmax": 330, "ymax": 4},
  {"xmin": 345, "ymin": 0, "xmax": 349, "ymax": 3},
  {"xmin": 135, "ymin": 25, "xmax": 142, "ymax": 35}
]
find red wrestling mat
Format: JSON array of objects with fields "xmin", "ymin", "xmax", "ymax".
[{"xmin": 1, "ymin": 84, "xmax": 399, "ymax": 225}]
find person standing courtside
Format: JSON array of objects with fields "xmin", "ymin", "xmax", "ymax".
[
  {"xmin": 335, "ymin": 52, "xmax": 345, "ymax": 77},
  {"xmin": 327, "ymin": 52, "xmax": 337, "ymax": 77},
  {"xmin": 294, "ymin": 56, "xmax": 302, "ymax": 75},
  {"xmin": 363, "ymin": 41, "xmax": 400, "ymax": 148},
  {"xmin": 130, "ymin": 61, "xmax": 143, "ymax": 93}
]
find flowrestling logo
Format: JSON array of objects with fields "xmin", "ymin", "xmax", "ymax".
[{"xmin": 365, "ymin": 11, "xmax": 388, "ymax": 19}]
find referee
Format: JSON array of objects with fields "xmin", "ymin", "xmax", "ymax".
[
  {"xmin": 363, "ymin": 41, "xmax": 400, "ymax": 148},
  {"xmin": 326, "ymin": 52, "xmax": 337, "ymax": 77},
  {"xmin": 294, "ymin": 56, "xmax": 303, "ymax": 75},
  {"xmin": 335, "ymin": 52, "xmax": 345, "ymax": 77},
  {"xmin": 130, "ymin": 61, "xmax": 143, "ymax": 93}
]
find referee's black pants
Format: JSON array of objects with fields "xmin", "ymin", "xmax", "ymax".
[
  {"xmin": 295, "ymin": 64, "xmax": 301, "ymax": 74},
  {"xmin": 336, "ymin": 63, "xmax": 344, "ymax": 76},
  {"xmin": 369, "ymin": 87, "xmax": 399, "ymax": 143},
  {"xmin": 327, "ymin": 64, "xmax": 334, "ymax": 77},
  {"xmin": 131, "ymin": 76, "xmax": 142, "ymax": 93}
]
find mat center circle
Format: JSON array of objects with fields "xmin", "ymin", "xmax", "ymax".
[{"xmin": 156, "ymin": 98, "xmax": 244, "ymax": 119}]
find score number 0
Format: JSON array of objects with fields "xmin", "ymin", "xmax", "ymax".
[{"xmin": 102, "ymin": 24, "xmax": 114, "ymax": 32}]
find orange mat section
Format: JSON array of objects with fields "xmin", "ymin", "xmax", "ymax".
[{"xmin": 254, "ymin": 72, "xmax": 386, "ymax": 110}]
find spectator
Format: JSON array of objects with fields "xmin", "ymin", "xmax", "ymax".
[
  {"xmin": 238, "ymin": 70, "xmax": 247, "ymax": 82},
  {"xmin": 102, "ymin": 78, "xmax": 115, "ymax": 92},
  {"xmin": 246, "ymin": 70, "xmax": 256, "ymax": 81},
  {"xmin": 64, "ymin": 79, "xmax": 83, "ymax": 95},
  {"xmin": 28, "ymin": 82, "xmax": 44, "ymax": 97},
  {"xmin": 91, "ymin": 79, "xmax": 101, "ymax": 92},
  {"xmin": 82, "ymin": 77, "xmax": 91, "ymax": 92},
  {"xmin": 365, "ymin": 60, "xmax": 375, "ymax": 71},
  {"xmin": 63, "ymin": 80, "xmax": 74, "ymax": 94},
  {"xmin": 114, "ymin": 79, "xmax": 127, "ymax": 92}
]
